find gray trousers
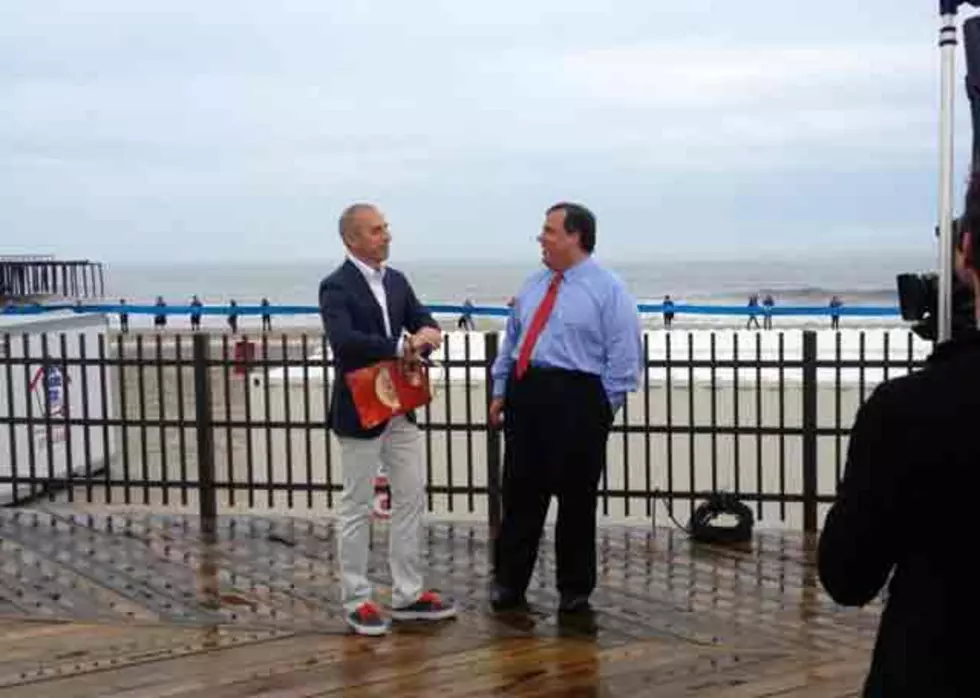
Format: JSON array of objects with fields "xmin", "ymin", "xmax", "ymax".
[{"xmin": 336, "ymin": 416, "xmax": 426, "ymax": 610}]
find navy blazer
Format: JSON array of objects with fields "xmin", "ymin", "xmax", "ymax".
[{"xmin": 318, "ymin": 259, "xmax": 438, "ymax": 439}]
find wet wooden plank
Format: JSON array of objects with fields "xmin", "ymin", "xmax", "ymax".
[
  {"xmin": 0, "ymin": 626, "xmax": 779, "ymax": 698},
  {"xmin": 0, "ymin": 621, "xmax": 291, "ymax": 692},
  {"xmin": 0, "ymin": 508, "xmax": 879, "ymax": 696},
  {"xmin": 0, "ymin": 623, "xmax": 863, "ymax": 698}
]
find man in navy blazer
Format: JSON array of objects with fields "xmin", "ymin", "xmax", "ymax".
[{"xmin": 319, "ymin": 203, "xmax": 457, "ymax": 635}]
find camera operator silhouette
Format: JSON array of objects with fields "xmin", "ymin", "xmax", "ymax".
[{"xmin": 818, "ymin": 171, "xmax": 980, "ymax": 697}]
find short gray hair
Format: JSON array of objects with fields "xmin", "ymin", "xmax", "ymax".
[{"xmin": 338, "ymin": 203, "xmax": 376, "ymax": 242}]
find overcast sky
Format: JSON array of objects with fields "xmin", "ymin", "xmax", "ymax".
[{"xmin": 2, "ymin": 1, "xmax": 978, "ymax": 263}]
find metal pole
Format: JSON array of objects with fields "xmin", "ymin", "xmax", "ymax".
[
  {"xmin": 801, "ymin": 331, "xmax": 818, "ymax": 534},
  {"xmin": 938, "ymin": 10, "xmax": 959, "ymax": 343},
  {"xmin": 483, "ymin": 331, "xmax": 502, "ymax": 563},
  {"xmin": 193, "ymin": 333, "xmax": 217, "ymax": 536}
]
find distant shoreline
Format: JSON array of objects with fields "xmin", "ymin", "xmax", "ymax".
[{"xmin": 101, "ymin": 313, "xmax": 908, "ymax": 337}]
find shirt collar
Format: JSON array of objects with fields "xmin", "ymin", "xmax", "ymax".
[
  {"xmin": 347, "ymin": 253, "xmax": 386, "ymax": 282},
  {"xmin": 557, "ymin": 255, "xmax": 594, "ymax": 281}
]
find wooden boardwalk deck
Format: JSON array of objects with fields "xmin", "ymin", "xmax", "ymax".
[{"xmin": 0, "ymin": 508, "xmax": 880, "ymax": 696}]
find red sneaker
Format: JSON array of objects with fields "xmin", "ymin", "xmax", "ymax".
[
  {"xmin": 345, "ymin": 600, "xmax": 390, "ymax": 636},
  {"xmin": 390, "ymin": 590, "xmax": 458, "ymax": 621}
]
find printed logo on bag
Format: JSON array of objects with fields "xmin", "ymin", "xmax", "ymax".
[{"xmin": 374, "ymin": 365, "xmax": 401, "ymax": 410}]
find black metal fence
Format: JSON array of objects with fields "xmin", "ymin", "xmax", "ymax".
[{"xmin": 0, "ymin": 329, "xmax": 928, "ymax": 533}]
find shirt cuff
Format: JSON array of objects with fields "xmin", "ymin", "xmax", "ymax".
[
  {"xmin": 397, "ymin": 335, "xmax": 408, "ymax": 357},
  {"xmin": 492, "ymin": 379, "xmax": 507, "ymax": 399},
  {"xmin": 608, "ymin": 392, "xmax": 625, "ymax": 412}
]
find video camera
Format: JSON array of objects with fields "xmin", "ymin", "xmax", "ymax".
[{"xmin": 897, "ymin": 238, "xmax": 976, "ymax": 342}]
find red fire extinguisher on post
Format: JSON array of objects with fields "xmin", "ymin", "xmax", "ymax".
[{"xmin": 233, "ymin": 337, "xmax": 255, "ymax": 376}]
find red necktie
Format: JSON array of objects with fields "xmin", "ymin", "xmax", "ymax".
[{"xmin": 515, "ymin": 271, "xmax": 563, "ymax": 379}]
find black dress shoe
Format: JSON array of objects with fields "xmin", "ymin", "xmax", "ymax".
[
  {"xmin": 489, "ymin": 584, "xmax": 528, "ymax": 612},
  {"xmin": 557, "ymin": 604, "xmax": 598, "ymax": 636},
  {"xmin": 558, "ymin": 595, "xmax": 592, "ymax": 614}
]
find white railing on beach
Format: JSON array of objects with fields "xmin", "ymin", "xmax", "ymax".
[{"xmin": 260, "ymin": 328, "xmax": 932, "ymax": 387}]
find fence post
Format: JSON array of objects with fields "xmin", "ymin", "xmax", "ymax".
[
  {"xmin": 484, "ymin": 332, "xmax": 502, "ymax": 552},
  {"xmin": 801, "ymin": 330, "xmax": 818, "ymax": 534},
  {"xmin": 193, "ymin": 333, "xmax": 217, "ymax": 538}
]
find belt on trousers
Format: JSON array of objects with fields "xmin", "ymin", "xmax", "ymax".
[{"xmin": 511, "ymin": 365, "xmax": 601, "ymax": 384}]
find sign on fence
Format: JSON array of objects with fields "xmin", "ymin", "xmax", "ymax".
[{"xmin": 0, "ymin": 315, "xmax": 117, "ymax": 503}]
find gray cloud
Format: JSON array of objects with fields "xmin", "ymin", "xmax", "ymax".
[{"xmin": 0, "ymin": 0, "xmax": 974, "ymax": 262}]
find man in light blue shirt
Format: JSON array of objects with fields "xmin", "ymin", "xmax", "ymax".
[{"xmin": 488, "ymin": 202, "xmax": 642, "ymax": 616}]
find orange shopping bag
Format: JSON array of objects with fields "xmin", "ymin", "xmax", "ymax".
[{"xmin": 344, "ymin": 359, "xmax": 434, "ymax": 430}]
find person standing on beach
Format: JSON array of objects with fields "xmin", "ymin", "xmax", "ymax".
[
  {"xmin": 260, "ymin": 297, "xmax": 272, "ymax": 332},
  {"xmin": 746, "ymin": 294, "xmax": 761, "ymax": 329},
  {"xmin": 118, "ymin": 299, "xmax": 129, "ymax": 333},
  {"xmin": 762, "ymin": 294, "xmax": 774, "ymax": 330},
  {"xmin": 227, "ymin": 299, "xmax": 239, "ymax": 335},
  {"xmin": 488, "ymin": 202, "xmax": 642, "ymax": 616},
  {"xmin": 457, "ymin": 298, "xmax": 475, "ymax": 330},
  {"xmin": 817, "ymin": 172, "xmax": 980, "ymax": 696},
  {"xmin": 153, "ymin": 296, "xmax": 167, "ymax": 330},
  {"xmin": 319, "ymin": 202, "xmax": 458, "ymax": 636},
  {"xmin": 829, "ymin": 295, "xmax": 842, "ymax": 330},
  {"xmin": 662, "ymin": 295, "xmax": 675, "ymax": 328},
  {"xmin": 190, "ymin": 295, "xmax": 202, "ymax": 331}
]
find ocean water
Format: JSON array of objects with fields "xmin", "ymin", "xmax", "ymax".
[{"xmin": 103, "ymin": 251, "xmax": 932, "ymax": 306}]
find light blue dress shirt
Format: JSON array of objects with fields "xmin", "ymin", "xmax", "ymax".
[{"xmin": 491, "ymin": 256, "xmax": 643, "ymax": 410}]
